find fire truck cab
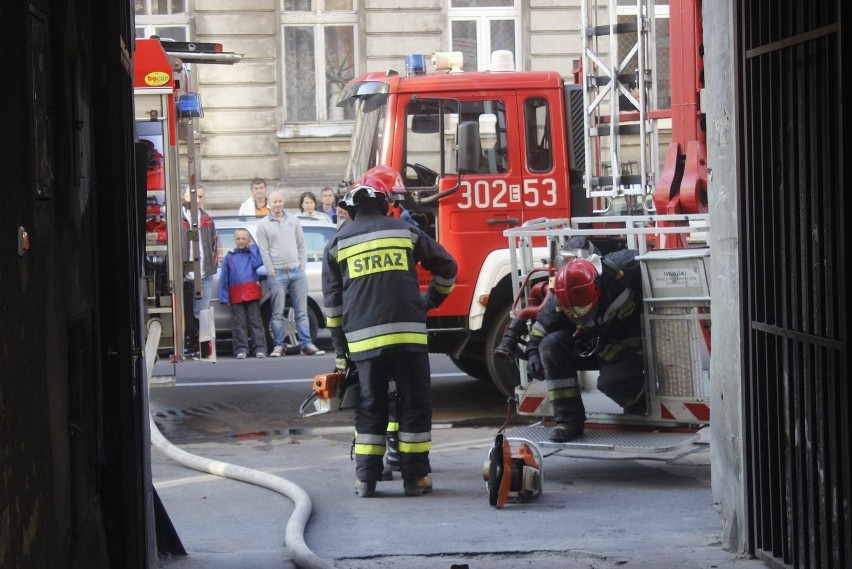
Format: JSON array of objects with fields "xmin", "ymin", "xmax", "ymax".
[
  {"xmin": 340, "ymin": 53, "xmax": 587, "ymax": 397},
  {"xmin": 339, "ymin": 0, "xmax": 710, "ymax": 456}
]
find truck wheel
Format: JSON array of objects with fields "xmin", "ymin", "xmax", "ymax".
[
  {"xmin": 484, "ymin": 308, "xmax": 521, "ymax": 398},
  {"xmin": 449, "ymin": 352, "xmax": 489, "ymax": 381}
]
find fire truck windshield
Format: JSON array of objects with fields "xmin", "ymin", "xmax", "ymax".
[{"xmin": 341, "ymin": 81, "xmax": 389, "ymax": 184}]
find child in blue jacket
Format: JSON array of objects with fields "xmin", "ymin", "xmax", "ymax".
[{"xmin": 218, "ymin": 228, "xmax": 267, "ymax": 358}]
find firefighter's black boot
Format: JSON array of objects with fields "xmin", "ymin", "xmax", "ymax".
[
  {"xmin": 623, "ymin": 389, "xmax": 647, "ymax": 415},
  {"xmin": 382, "ymin": 393, "xmax": 401, "ymax": 481},
  {"xmin": 382, "ymin": 429, "xmax": 401, "ymax": 481},
  {"xmin": 549, "ymin": 396, "xmax": 586, "ymax": 442},
  {"xmin": 494, "ymin": 317, "xmax": 528, "ymax": 360},
  {"xmin": 354, "ymin": 480, "xmax": 376, "ymax": 498}
]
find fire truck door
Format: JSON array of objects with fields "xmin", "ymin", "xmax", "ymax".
[
  {"xmin": 437, "ymin": 96, "xmax": 524, "ymax": 243},
  {"xmin": 515, "ymin": 92, "xmax": 570, "ymax": 223}
]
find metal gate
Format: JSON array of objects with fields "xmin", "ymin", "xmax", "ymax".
[{"xmin": 738, "ymin": 1, "xmax": 849, "ymax": 567}]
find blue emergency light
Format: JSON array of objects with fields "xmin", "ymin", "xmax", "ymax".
[
  {"xmin": 177, "ymin": 92, "xmax": 204, "ymax": 118},
  {"xmin": 405, "ymin": 54, "xmax": 427, "ymax": 77}
]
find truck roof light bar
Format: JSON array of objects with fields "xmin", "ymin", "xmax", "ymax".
[
  {"xmin": 490, "ymin": 50, "xmax": 515, "ymax": 72},
  {"xmin": 432, "ymin": 51, "xmax": 464, "ymax": 73},
  {"xmin": 405, "ymin": 54, "xmax": 427, "ymax": 77}
]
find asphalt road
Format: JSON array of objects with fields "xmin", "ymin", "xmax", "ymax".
[
  {"xmin": 149, "ymin": 349, "xmax": 767, "ymax": 569},
  {"xmin": 150, "ymin": 350, "xmax": 512, "ymax": 444}
]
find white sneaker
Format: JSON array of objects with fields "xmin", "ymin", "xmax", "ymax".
[
  {"xmin": 235, "ymin": 352, "xmax": 247, "ymax": 359},
  {"xmin": 270, "ymin": 345, "xmax": 285, "ymax": 357},
  {"xmin": 255, "ymin": 351, "xmax": 266, "ymax": 359},
  {"xmin": 301, "ymin": 343, "xmax": 325, "ymax": 356}
]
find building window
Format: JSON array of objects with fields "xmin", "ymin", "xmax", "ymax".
[
  {"xmin": 449, "ymin": 0, "xmax": 520, "ymax": 72},
  {"xmin": 134, "ymin": 0, "xmax": 189, "ymax": 42},
  {"xmin": 282, "ymin": 1, "xmax": 358, "ymax": 123}
]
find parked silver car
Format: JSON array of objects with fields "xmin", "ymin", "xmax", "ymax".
[{"xmin": 211, "ymin": 214, "xmax": 336, "ymax": 353}]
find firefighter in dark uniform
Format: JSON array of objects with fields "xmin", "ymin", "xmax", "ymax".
[
  {"xmin": 524, "ymin": 250, "xmax": 646, "ymax": 442},
  {"xmin": 322, "ymin": 166, "xmax": 457, "ymax": 497}
]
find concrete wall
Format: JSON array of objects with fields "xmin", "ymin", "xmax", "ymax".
[
  {"xmin": 529, "ymin": 0, "xmax": 582, "ymax": 74},
  {"xmin": 703, "ymin": 0, "xmax": 745, "ymax": 554},
  {"xmin": 194, "ymin": 0, "xmax": 281, "ymax": 212}
]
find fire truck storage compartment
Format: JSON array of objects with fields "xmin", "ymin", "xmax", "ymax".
[{"xmin": 638, "ymin": 247, "xmax": 710, "ymax": 419}]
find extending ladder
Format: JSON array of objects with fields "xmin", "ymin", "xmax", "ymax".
[{"xmin": 579, "ymin": 0, "xmax": 662, "ymax": 215}]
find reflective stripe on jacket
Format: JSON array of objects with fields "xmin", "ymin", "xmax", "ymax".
[{"xmin": 322, "ymin": 210, "xmax": 457, "ymax": 361}]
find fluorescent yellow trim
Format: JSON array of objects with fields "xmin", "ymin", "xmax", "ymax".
[
  {"xmin": 348, "ymin": 332, "xmax": 428, "ymax": 353},
  {"xmin": 399, "ymin": 441, "xmax": 431, "ymax": 454}
]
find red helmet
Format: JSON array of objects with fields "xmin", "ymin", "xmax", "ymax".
[
  {"xmin": 553, "ymin": 259, "xmax": 600, "ymax": 318},
  {"xmin": 342, "ymin": 166, "xmax": 406, "ymax": 214}
]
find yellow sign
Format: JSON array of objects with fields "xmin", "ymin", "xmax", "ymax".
[{"xmin": 144, "ymin": 71, "xmax": 170, "ymax": 87}]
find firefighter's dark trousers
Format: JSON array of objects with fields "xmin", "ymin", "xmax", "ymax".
[
  {"xmin": 353, "ymin": 351, "xmax": 432, "ymax": 482},
  {"xmin": 538, "ymin": 330, "xmax": 645, "ymax": 419}
]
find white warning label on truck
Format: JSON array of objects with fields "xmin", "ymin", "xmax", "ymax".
[
  {"xmin": 646, "ymin": 264, "xmax": 707, "ymax": 299},
  {"xmin": 650, "ymin": 267, "xmax": 702, "ymax": 288}
]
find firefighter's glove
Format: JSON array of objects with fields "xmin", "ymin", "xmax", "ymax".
[
  {"xmin": 526, "ymin": 350, "xmax": 544, "ymax": 379},
  {"xmin": 335, "ymin": 355, "xmax": 350, "ymax": 373},
  {"xmin": 421, "ymin": 291, "xmax": 434, "ymax": 312}
]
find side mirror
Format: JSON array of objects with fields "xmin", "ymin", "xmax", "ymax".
[{"xmin": 457, "ymin": 121, "xmax": 482, "ymax": 174}]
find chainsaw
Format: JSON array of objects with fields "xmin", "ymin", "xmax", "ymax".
[
  {"xmin": 298, "ymin": 364, "xmax": 360, "ymax": 417},
  {"xmin": 482, "ymin": 397, "xmax": 544, "ymax": 509}
]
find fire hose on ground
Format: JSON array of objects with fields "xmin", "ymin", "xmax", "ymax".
[{"xmin": 145, "ymin": 319, "xmax": 335, "ymax": 569}]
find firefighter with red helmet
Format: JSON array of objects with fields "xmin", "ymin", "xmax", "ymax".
[
  {"xmin": 524, "ymin": 249, "xmax": 646, "ymax": 442},
  {"xmin": 322, "ymin": 165, "xmax": 457, "ymax": 497}
]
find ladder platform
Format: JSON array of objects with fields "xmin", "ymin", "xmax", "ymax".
[{"xmin": 506, "ymin": 424, "xmax": 706, "ymax": 460}]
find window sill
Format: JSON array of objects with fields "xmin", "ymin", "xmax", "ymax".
[{"xmin": 278, "ymin": 122, "xmax": 353, "ymax": 139}]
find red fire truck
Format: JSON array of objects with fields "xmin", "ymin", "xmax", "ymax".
[
  {"xmin": 134, "ymin": 37, "xmax": 240, "ymax": 369},
  {"xmin": 336, "ymin": 0, "xmax": 708, "ymax": 412}
]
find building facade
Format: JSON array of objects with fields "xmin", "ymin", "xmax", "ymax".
[{"xmin": 135, "ymin": 0, "xmax": 660, "ymax": 214}]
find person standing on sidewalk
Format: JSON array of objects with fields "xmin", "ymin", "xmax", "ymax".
[
  {"xmin": 238, "ymin": 177, "xmax": 270, "ymax": 217},
  {"xmin": 322, "ymin": 166, "xmax": 457, "ymax": 498},
  {"xmin": 256, "ymin": 190, "xmax": 324, "ymax": 357},
  {"xmin": 217, "ymin": 228, "xmax": 267, "ymax": 359},
  {"xmin": 319, "ymin": 186, "xmax": 338, "ymax": 223},
  {"xmin": 180, "ymin": 185, "xmax": 219, "ymax": 357}
]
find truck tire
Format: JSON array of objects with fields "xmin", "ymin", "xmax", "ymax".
[
  {"xmin": 449, "ymin": 352, "xmax": 490, "ymax": 381},
  {"xmin": 484, "ymin": 307, "xmax": 521, "ymax": 398}
]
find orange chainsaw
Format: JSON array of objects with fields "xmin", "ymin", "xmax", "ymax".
[{"xmin": 298, "ymin": 365, "xmax": 360, "ymax": 417}]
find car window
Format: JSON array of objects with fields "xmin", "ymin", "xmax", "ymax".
[
  {"xmin": 218, "ymin": 228, "xmax": 236, "ymax": 266},
  {"xmin": 216, "ymin": 224, "xmax": 259, "ymax": 267},
  {"xmin": 216, "ymin": 219, "xmax": 332, "ymax": 265},
  {"xmin": 304, "ymin": 225, "xmax": 336, "ymax": 262}
]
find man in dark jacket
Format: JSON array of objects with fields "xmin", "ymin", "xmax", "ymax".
[
  {"xmin": 525, "ymin": 249, "xmax": 646, "ymax": 442},
  {"xmin": 322, "ymin": 166, "xmax": 457, "ymax": 498},
  {"xmin": 180, "ymin": 185, "xmax": 219, "ymax": 357}
]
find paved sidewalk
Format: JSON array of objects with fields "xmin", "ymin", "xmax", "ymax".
[{"xmin": 153, "ymin": 424, "xmax": 767, "ymax": 569}]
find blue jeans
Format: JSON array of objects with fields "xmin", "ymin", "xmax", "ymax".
[
  {"xmin": 269, "ymin": 269, "xmax": 311, "ymax": 348},
  {"xmin": 189, "ymin": 274, "xmax": 214, "ymax": 319}
]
